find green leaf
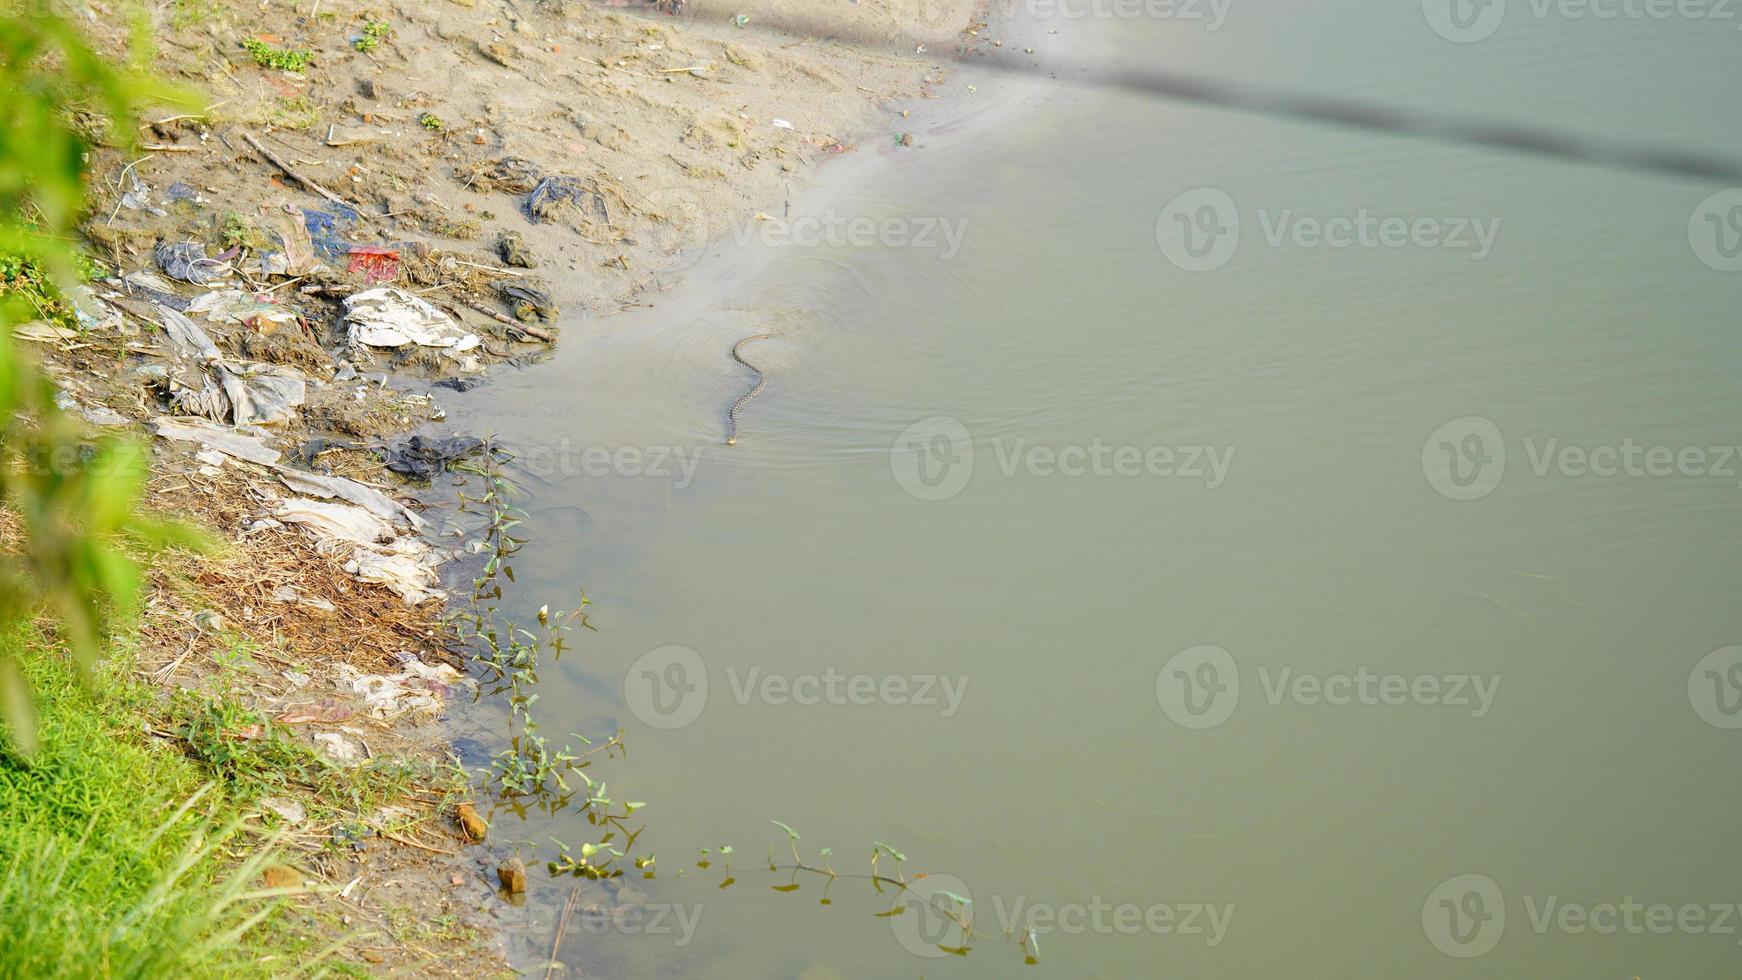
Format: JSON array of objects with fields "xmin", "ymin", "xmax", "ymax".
[{"xmin": 771, "ymin": 820, "xmax": 801, "ymax": 840}]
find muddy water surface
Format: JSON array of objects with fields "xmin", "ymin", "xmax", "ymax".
[{"xmin": 441, "ymin": 4, "xmax": 1742, "ymax": 975}]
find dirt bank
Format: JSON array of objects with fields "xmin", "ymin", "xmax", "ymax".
[{"xmin": 17, "ymin": 0, "xmax": 982, "ymax": 971}]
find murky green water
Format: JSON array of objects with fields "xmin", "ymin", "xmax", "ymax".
[{"xmin": 441, "ymin": 3, "xmax": 1742, "ymax": 975}]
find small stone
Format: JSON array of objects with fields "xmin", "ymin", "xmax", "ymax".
[
  {"xmin": 450, "ymin": 874, "xmax": 465, "ymax": 886},
  {"xmin": 361, "ymin": 950, "xmax": 386, "ymax": 964},
  {"xmin": 358, "ymin": 78, "xmax": 377, "ymax": 99},
  {"xmin": 455, "ymin": 802, "xmax": 488, "ymax": 842},
  {"xmin": 262, "ymin": 864, "xmax": 300, "ymax": 889},
  {"xmin": 498, "ymin": 857, "xmax": 527, "ymax": 894},
  {"xmin": 481, "ymin": 41, "xmax": 512, "ymax": 67},
  {"xmin": 498, "ymin": 232, "xmax": 536, "ymax": 268}
]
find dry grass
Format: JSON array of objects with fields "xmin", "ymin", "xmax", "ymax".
[{"xmin": 140, "ymin": 463, "xmax": 455, "ymax": 677}]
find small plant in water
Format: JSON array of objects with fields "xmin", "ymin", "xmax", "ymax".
[{"xmin": 448, "ymin": 449, "xmax": 1034, "ymax": 963}]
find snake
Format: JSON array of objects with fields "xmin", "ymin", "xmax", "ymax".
[{"xmin": 724, "ymin": 333, "xmax": 779, "ymax": 446}]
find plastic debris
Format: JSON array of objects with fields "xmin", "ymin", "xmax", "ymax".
[
  {"xmin": 154, "ymin": 305, "xmax": 306, "ymax": 425},
  {"xmin": 274, "ymin": 467, "xmax": 427, "ymax": 529},
  {"xmin": 524, "ymin": 175, "xmax": 595, "ymax": 224},
  {"xmin": 772, "ymin": 118, "xmax": 794, "ymax": 129},
  {"xmin": 119, "ymin": 172, "xmax": 168, "ymax": 216},
  {"xmin": 337, "ymin": 658, "xmax": 463, "ymax": 719},
  {"xmin": 382, "ymin": 434, "xmax": 484, "ymax": 480},
  {"xmin": 166, "ymin": 182, "xmax": 204, "ymax": 205},
  {"xmin": 274, "ymin": 497, "xmax": 444, "ymax": 603},
  {"xmin": 187, "ymin": 290, "xmax": 302, "ymax": 329},
  {"xmin": 69, "ymin": 286, "xmax": 122, "ymax": 332},
  {"xmin": 270, "ymin": 585, "xmax": 338, "ymax": 614},
  {"xmin": 258, "ymin": 797, "xmax": 307, "ymax": 824},
  {"xmin": 155, "ymin": 241, "xmax": 230, "ymax": 285},
  {"xmin": 313, "ymin": 732, "xmax": 362, "ymax": 762},
  {"xmin": 80, "ymin": 404, "xmax": 130, "ymax": 426},
  {"xmin": 304, "ymin": 207, "xmax": 361, "ymax": 259},
  {"xmin": 121, "ymin": 270, "xmax": 190, "ymax": 310},
  {"xmin": 151, "ymin": 417, "xmax": 283, "ymax": 465},
  {"xmin": 13, "ymin": 322, "xmax": 80, "ymax": 343},
  {"xmin": 259, "ymin": 208, "xmax": 325, "ymax": 277},
  {"xmin": 346, "ymin": 245, "xmax": 400, "ymax": 283},
  {"xmin": 498, "ymin": 231, "xmax": 536, "ymax": 268},
  {"xmin": 220, "ymin": 361, "xmax": 307, "ymax": 426},
  {"xmin": 342, "ymin": 287, "xmax": 480, "ymax": 354},
  {"xmin": 500, "ymin": 282, "xmax": 557, "ymax": 322},
  {"xmin": 157, "ymin": 305, "xmax": 223, "ymax": 361}
]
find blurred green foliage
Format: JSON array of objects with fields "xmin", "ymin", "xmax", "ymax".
[{"xmin": 0, "ymin": 11, "xmax": 200, "ymax": 754}]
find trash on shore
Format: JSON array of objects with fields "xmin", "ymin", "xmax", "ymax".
[
  {"xmin": 500, "ymin": 281, "xmax": 557, "ymax": 322},
  {"xmin": 342, "ymin": 286, "xmax": 480, "ymax": 355},
  {"xmin": 497, "ymin": 231, "xmax": 536, "ymax": 268},
  {"xmin": 338, "ymin": 657, "xmax": 464, "ymax": 720},
  {"xmin": 275, "ymin": 467, "xmax": 427, "ymax": 529},
  {"xmin": 314, "ymin": 731, "xmax": 363, "ymax": 762},
  {"xmin": 347, "ymin": 245, "xmax": 401, "ymax": 284},
  {"xmin": 155, "ymin": 240, "xmax": 231, "ymax": 284},
  {"xmin": 188, "ymin": 289, "xmax": 303, "ymax": 329},
  {"xmin": 155, "ymin": 305, "xmax": 308, "ymax": 425},
  {"xmin": 524, "ymin": 175, "xmax": 596, "ymax": 225},
  {"xmin": 274, "ymin": 497, "xmax": 445, "ymax": 604},
  {"xmin": 151, "ymin": 417, "xmax": 283, "ymax": 465},
  {"xmin": 381, "ymin": 433, "xmax": 485, "ymax": 480}
]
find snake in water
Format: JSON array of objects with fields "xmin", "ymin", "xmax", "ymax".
[{"xmin": 724, "ymin": 333, "xmax": 779, "ymax": 446}]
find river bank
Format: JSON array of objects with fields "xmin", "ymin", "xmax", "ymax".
[{"xmin": 4, "ymin": 0, "xmax": 982, "ymax": 972}]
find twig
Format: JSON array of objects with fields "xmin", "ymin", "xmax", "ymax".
[
  {"xmin": 544, "ymin": 886, "xmax": 583, "ymax": 980},
  {"xmin": 457, "ymin": 298, "xmax": 556, "ymax": 343},
  {"xmin": 141, "ymin": 100, "xmax": 231, "ymax": 128},
  {"xmin": 241, "ymin": 130, "xmax": 374, "ymax": 217},
  {"xmin": 448, "ymin": 259, "xmax": 530, "ymax": 277},
  {"xmin": 379, "ymin": 831, "xmax": 457, "ymax": 856}
]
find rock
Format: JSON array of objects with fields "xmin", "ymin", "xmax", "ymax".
[
  {"xmin": 358, "ymin": 78, "xmax": 377, "ymax": 99},
  {"xmin": 456, "ymin": 802, "xmax": 488, "ymax": 842},
  {"xmin": 498, "ymin": 857, "xmax": 527, "ymax": 894},
  {"xmin": 361, "ymin": 951, "xmax": 386, "ymax": 964},
  {"xmin": 262, "ymin": 864, "xmax": 301, "ymax": 889},
  {"xmin": 480, "ymin": 41, "xmax": 513, "ymax": 67},
  {"xmin": 470, "ymin": 156, "xmax": 542, "ymax": 193},
  {"xmin": 498, "ymin": 231, "xmax": 536, "ymax": 268}
]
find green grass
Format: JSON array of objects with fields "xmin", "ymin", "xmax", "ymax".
[
  {"xmin": 0, "ymin": 249, "xmax": 106, "ymax": 332},
  {"xmin": 240, "ymin": 39, "xmax": 312, "ymax": 72},
  {"xmin": 352, "ymin": 21, "xmax": 390, "ymax": 53},
  {"xmin": 0, "ymin": 631, "xmax": 284, "ymax": 978}
]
